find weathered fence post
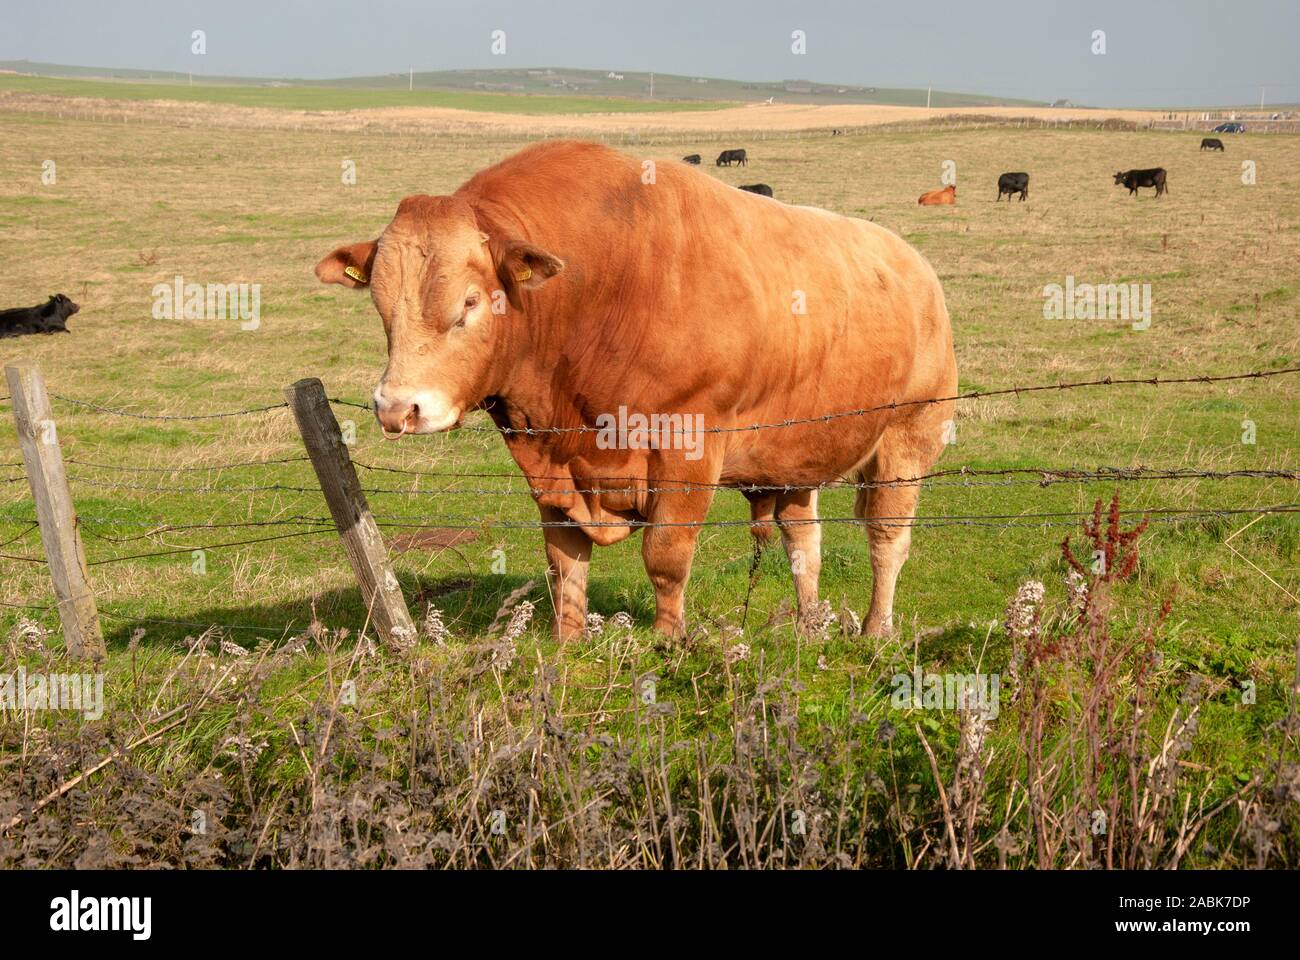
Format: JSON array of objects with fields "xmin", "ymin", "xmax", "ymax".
[
  {"xmin": 284, "ymin": 378, "xmax": 416, "ymax": 651},
  {"xmin": 4, "ymin": 363, "xmax": 106, "ymax": 660}
]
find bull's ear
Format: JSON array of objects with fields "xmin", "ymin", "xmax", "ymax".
[
  {"xmin": 493, "ymin": 240, "xmax": 564, "ymax": 311},
  {"xmin": 315, "ymin": 240, "xmax": 378, "ymax": 289}
]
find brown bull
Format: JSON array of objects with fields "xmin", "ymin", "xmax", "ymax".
[{"xmin": 316, "ymin": 141, "xmax": 957, "ymax": 641}]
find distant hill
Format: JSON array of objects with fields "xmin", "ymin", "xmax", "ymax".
[{"xmin": 0, "ymin": 60, "xmax": 1044, "ymax": 108}]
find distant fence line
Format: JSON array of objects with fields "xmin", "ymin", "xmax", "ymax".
[
  {"xmin": 1150, "ymin": 118, "xmax": 1300, "ymax": 135},
  {"xmin": 2, "ymin": 362, "xmax": 1298, "ymax": 656}
]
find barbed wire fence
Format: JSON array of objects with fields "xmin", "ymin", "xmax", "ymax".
[{"xmin": 2, "ymin": 362, "xmax": 1297, "ymax": 656}]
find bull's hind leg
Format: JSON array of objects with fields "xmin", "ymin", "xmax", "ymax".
[
  {"xmin": 540, "ymin": 505, "xmax": 593, "ymax": 642},
  {"xmin": 774, "ymin": 490, "xmax": 823, "ymax": 628},
  {"xmin": 855, "ymin": 404, "xmax": 953, "ymax": 638}
]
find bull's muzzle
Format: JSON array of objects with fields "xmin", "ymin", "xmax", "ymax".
[{"xmin": 373, "ymin": 385, "xmax": 463, "ymax": 436}]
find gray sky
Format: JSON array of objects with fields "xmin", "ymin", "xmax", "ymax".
[{"xmin": 4, "ymin": 0, "xmax": 1298, "ymax": 107}]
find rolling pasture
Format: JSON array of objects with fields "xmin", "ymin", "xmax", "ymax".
[
  {"xmin": 0, "ymin": 73, "xmax": 733, "ymax": 114},
  {"xmin": 0, "ymin": 104, "xmax": 1296, "ymax": 867}
]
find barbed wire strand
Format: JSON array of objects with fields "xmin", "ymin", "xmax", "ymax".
[
  {"xmin": 83, "ymin": 528, "xmax": 337, "ymax": 566},
  {"xmin": 363, "ymin": 502, "xmax": 1299, "ymax": 530},
  {"xmin": 51, "ymin": 466, "xmax": 1300, "ymax": 499},
  {"xmin": 0, "ymin": 596, "xmax": 296, "ymax": 635},
  {"xmin": 65, "ymin": 455, "xmax": 311, "ymax": 474},
  {"xmin": 476, "ymin": 367, "xmax": 1300, "ymax": 436},
  {"xmin": 41, "ymin": 451, "xmax": 1300, "ymax": 489},
  {"xmin": 0, "ymin": 504, "xmax": 1292, "ymax": 567},
  {"xmin": 80, "ymin": 517, "xmax": 335, "ymax": 544},
  {"xmin": 38, "ymin": 365, "xmax": 1300, "ymax": 432},
  {"xmin": 48, "ymin": 394, "xmax": 290, "ymax": 420}
]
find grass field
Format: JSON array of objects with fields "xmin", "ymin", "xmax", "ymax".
[{"xmin": 0, "ymin": 104, "xmax": 1296, "ymax": 867}]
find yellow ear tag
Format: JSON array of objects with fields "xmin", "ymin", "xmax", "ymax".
[
  {"xmin": 344, "ymin": 265, "xmax": 368, "ymax": 283},
  {"xmin": 514, "ymin": 267, "xmax": 532, "ymax": 282}
]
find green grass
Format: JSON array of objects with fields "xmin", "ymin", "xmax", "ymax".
[
  {"xmin": 0, "ymin": 74, "xmax": 732, "ymax": 114},
  {"xmin": 0, "ymin": 106, "xmax": 1296, "ymax": 867},
  {"xmin": 0, "ymin": 60, "xmax": 1046, "ymax": 108}
]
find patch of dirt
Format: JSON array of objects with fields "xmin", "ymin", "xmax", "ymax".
[{"xmin": 388, "ymin": 528, "xmax": 479, "ymax": 554}]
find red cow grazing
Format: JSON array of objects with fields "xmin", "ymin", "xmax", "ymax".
[
  {"xmin": 316, "ymin": 141, "xmax": 958, "ymax": 641},
  {"xmin": 918, "ymin": 184, "xmax": 957, "ymax": 205}
]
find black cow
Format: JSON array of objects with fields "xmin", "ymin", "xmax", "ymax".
[
  {"xmin": 716, "ymin": 148, "xmax": 748, "ymax": 167},
  {"xmin": 996, "ymin": 171, "xmax": 1029, "ymax": 202},
  {"xmin": 738, "ymin": 183, "xmax": 774, "ymax": 197},
  {"xmin": 0, "ymin": 294, "xmax": 79, "ymax": 338},
  {"xmin": 682, "ymin": 154, "xmax": 702, "ymax": 165},
  {"xmin": 1113, "ymin": 168, "xmax": 1168, "ymax": 197},
  {"xmin": 1200, "ymin": 138, "xmax": 1225, "ymax": 151}
]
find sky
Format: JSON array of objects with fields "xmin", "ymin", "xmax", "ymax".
[{"xmin": 3, "ymin": 0, "xmax": 1298, "ymax": 107}]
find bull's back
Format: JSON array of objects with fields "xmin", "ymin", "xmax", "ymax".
[
  {"xmin": 660, "ymin": 166, "xmax": 956, "ymax": 477},
  {"xmin": 676, "ymin": 167, "xmax": 952, "ymax": 400}
]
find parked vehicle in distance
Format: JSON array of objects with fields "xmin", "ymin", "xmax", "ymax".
[{"xmin": 1211, "ymin": 122, "xmax": 1246, "ymax": 133}]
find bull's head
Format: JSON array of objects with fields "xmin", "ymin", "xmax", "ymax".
[
  {"xmin": 1112, "ymin": 171, "xmax": 1126, "ymax": 185},
  {"xmin": 315, "ymin": 195, "xmax": 563, "ymax": 436}
]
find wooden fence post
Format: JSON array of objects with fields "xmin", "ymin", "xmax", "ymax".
[
  {"xmin": 284, "ymin": 378, "xmax": 416, "ymax": 651},
  {"xmin": 4, "ymin": 363, "xmax": 106, "ymax": 660}
]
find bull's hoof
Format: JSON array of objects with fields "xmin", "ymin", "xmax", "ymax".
[
  {"xmin": 861, "ymin": 616, "xmax": 896, "ymax": 640},
  {"xmin": 652, "ymin": 616, "xmax": 686, "ymax": 641}
]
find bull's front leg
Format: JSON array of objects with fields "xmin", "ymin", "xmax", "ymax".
[
  {"xmin": 539, "ymin": 504, "xmax": 592, "ymax": 642},
  {"xmin": 640, "ymin": 487, "xmax": 715, "ymax": 639}
]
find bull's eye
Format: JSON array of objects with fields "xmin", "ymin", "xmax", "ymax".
[{"xmin": 452, "ymin": 293, "xmax": 480, "ymax": 329}]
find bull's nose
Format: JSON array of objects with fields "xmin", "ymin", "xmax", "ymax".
[
  {"xmin": 372, "ymin": 386, "xmax": 462, "ymax": 434},
  {"xmin": 375, "ymin": 398, "xmax": 418, "ymax": 435}
]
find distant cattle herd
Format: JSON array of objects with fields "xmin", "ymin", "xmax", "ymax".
[{"xmin": 682, "ymin": 128, "xmax": 1231, "ymax": 207}]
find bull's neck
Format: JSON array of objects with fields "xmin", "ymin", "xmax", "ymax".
[{"xmin": 464, "ymin": 195, "xmax": 581, "ymax": 432}]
